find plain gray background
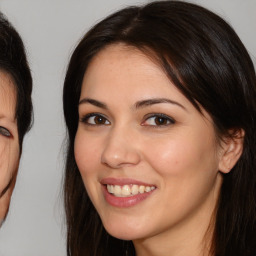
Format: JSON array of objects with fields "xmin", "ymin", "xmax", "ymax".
[{"xmin": 0, "ymin": 0, "xmax": 255, "ymax": 255}]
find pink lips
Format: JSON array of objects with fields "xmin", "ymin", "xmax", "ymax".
[{"xmin": 101, "ymin": 178, "xmax": 156, "ymax": 208}]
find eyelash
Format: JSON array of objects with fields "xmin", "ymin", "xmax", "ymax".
[
  {"xmin": 142, "ymin": 113, "xmax": 175, "ymax": 127},
  {"xmin": 80, "ymin": 113, "xmax": 110, "ymax": 126},
  {"xmin": 80, "ymin": 113, "xmax": 175, "ymax": 127},
  {"xmin": 0, "ymin": 126, "xmax": 11, "ymax": 137}
]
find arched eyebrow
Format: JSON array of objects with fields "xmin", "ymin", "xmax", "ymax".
[
  {"xmin": 134, "ymin": 98, "xmax": 187, "ymax": 111},
  {"xmin": 78, "ymin": 97, "xmax": 187, "ymax": 111},
  {"xmin": 79, "ymin": 98, "xmax": 107, "ymax": 109}
]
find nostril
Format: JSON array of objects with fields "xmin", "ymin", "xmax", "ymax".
[{"xmin": 101, "ymin": 148, "xmax": 140, "ymax": 169}]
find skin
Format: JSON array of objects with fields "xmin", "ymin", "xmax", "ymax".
[
  {"xmin": 0, "ymin": 71, "xmax": 19, "ymax": 226},
  {"xmin": 75, "ymin": 44, "xmax": 243, "ymax": 256}
]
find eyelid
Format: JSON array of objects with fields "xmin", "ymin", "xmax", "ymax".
[
  {"xmin": 80, "ymin": 112, "xmax": 110, "ymax": 125},
  {"xmin": 0, "ymin": 126, "xmax": 11, "ymax": 137},
  {"xmin": 142, "ymin": 113, "xmax": 175, "ymax": 126}
]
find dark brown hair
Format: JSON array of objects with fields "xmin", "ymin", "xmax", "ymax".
[
  {"xmin": 63, "ymin": 1, "xmax": 256, "ymax": 255},
  {"xmin": 0, "ymin": 13, "xmax": 32, "ymax": 202},
  {"xmin": 0, "ymin": 12, "xmax": 33, "ymax": 149}
]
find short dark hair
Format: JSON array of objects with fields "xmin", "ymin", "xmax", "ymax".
[
  {"xmin": 63, "ymin": 1, "xmax": 256, "ymax": 255},
  {"xmin": 0, "ymin": 12, "xmax": 33, "ymax": 150}
]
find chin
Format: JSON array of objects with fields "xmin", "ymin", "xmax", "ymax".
[
  {"xmin": 103, "ymin": 220, "xmax": 148, "ymax": 241},
  {"xmin": 107, "ymin": 230, "xmax": 141, "ymax": 241}
]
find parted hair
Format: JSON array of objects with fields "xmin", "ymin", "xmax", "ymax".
[{"xmin": 63, "ymin": 1, "xmax": 256, "ymax": 255}]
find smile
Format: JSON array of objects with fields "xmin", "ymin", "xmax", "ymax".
[
  {"xmin": 107, "ymin": 184, "xmax": 156, "ymax": 197},
  {"xmin": 101, "ymin": 178, "xmax": 157, "ymax": 207}
]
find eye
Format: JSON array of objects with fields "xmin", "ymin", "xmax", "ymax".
[
  {"xmin": 80, "ymin": 113, "xmax": 110, "ymax": 126},
  {"xmin": 142, "ymin": 114, "xmax": 175, "ymax": 126},
  {"xmin": 0, "ymin": 126, "xmax": 11, "ymax": 137}
]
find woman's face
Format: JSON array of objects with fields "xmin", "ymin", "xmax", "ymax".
[
  {"xmin": 75, "ymin": 44, "xmax": 225, "ymax": 242},
  {"xmin": 0, "ymin": 72, "xmax": 19, "ymax": 225}
]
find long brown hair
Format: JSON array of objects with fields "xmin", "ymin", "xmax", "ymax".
[{"xmin": 63, "ymin": 1, "xmax": 256, "ymax": 255}]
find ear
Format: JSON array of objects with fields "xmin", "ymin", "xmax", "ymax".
[{"xmin": 218, "ymin": 129, "xmax": 244, "ymax": 174}]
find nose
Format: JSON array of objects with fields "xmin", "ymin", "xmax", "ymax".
[{"xmin": 101, "ymin": 127, "xmax": 141, "ymax": 169}]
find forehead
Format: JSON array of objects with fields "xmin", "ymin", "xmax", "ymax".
[
  {"xmin": 0, "ymin": 71, "xmax": 16, "ymax": 121},
  {"xmin": 80, "ymin": 43, "xmax": 214, "ymax": 126},
  {"xmin": 82, "ymin": 44, "xmax": 177, "ymax": 96},
  {"xmin": 81, "ymin": 43, "xmax": 199, "ymax": 116}
]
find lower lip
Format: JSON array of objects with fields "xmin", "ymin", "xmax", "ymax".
[{"xmin": 102, "ymin": 185, "xmax": 155, "ymax": 208}]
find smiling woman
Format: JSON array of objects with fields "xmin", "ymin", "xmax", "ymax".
[
  {"xmin": 0, "ymin": 12, "xmax": 32, "ymax": 226},
  {"xmin": 75, "ymin": 44, "xmax": 227, "ymax": 242},
  {"xmin": 63, "ymin": 1, "xmax": 256, "ymax": 256}
]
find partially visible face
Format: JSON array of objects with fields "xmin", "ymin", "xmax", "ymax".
[
  {"xmin": 0, "ymin": 71, "xmax": 19, "ymax": 226},
  {"xmin": 75, "ymin": 44, "xmax": 225, "ymax": 242}
]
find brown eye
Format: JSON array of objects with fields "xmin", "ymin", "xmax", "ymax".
[
  {"xmin": 82, "ymin": 114, "xmax": 110, "ymax": 125},
  {"xmin": 94, "ymin": 116, "xmax": 108, "ymax": 125},
  {"xmin": 143, "ymin": 114, "xmax": 175, "ymax": 126},
  {"xmin": 154, "ymin": 117, "xmax": 169, "ymax": 125}
]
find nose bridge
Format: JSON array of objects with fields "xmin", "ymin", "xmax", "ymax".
[{"xmin": 101, "ymin": 124, "xmax": 140, "ymax": 168}]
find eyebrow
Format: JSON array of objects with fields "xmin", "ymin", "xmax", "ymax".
[
  {"xmin": 134, "ymin": 98, "xmax": 187, "ymax": 111},
  {"xmin": 79, "ymin": 98, "xmax": 108, "ymax": 109},
  {"xmin": 78, "ymin": 97, "xmax": 186, "ymax": 111},
  {"xmin": 0, "ymin": 115, "xmax": 16, "ymax": 124}
]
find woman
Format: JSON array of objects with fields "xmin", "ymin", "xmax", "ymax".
[
  {"xmin": 63, "ymin": 1, "xmax": 256, "ymax": 255},
  {"xmin": 0, "ymin": 12, "xmax": 32, "ymax": 226}
]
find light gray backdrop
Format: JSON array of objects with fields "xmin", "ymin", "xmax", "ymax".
[{"xmin": 0, "ymin": 0, "xmax": 255, "ymax": 255}]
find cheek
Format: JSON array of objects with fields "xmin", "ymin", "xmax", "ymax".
[
  {"xmin": 74, "ymin": 130, "xmax": 101, "ymax": 178},
  {"xmin": 0, "ymin": 140, "xmax": 19, "ymax": 191},
  {"xmin": 0, "ymin": 141, "xmax": 19, "ymax": 221},
  {"xmin": 143, "ymin": 132, "xmax": 218, "ymax": 179},
  {"xmin": 143, "ymin": 134, "xmax": 221, "ymax": 219},
  {"xmin": 74, "ymin": 131, "xmax": 104, "ymax": 209}
]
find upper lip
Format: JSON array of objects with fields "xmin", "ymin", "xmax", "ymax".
[{"xmin": 100, "ymin": 177, "xmax": 156, "ymax": 187}]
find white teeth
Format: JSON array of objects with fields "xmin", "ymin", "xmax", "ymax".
[
  {"xmin": 145, "ymin": 186, "xmax": 151, "ymax": 192},
  {"xmin": 114, "ymin": 185, "xmax": 122, "ymax": 196},
  {"xmin": 122, "ymin": 185, "xmax": 131, "ymax": 196},
  {"xmin": 131, "ymin": 184, "xmax": 139, "ymax": 195},
  {"xmin": 139, "ymin": 185, "xmax": 145, "ymax": 194},
  {"xmin": 107, "ymin": 184, "xmax": 155, "ymax": 197},
  {"xmin": 109, "ymin": 185, "xmax": 114, "ymax": 194}
]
